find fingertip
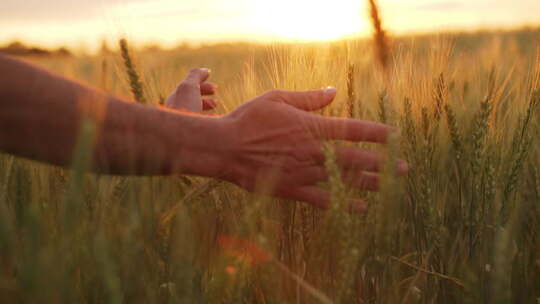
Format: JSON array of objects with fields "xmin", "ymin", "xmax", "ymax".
[
  {"xmin": 398, "ymin": 160, "xmax": 409, "ymax": 175},
  {"xmin": 320, "ymin": 87, "xmax": 337, "ymax": 106},
  {"xmin": 199, "ymin": 68, "xmax": 211, "ymax": 80},
  {"xmin": 365, "ymin": 121, "xmax": 397, "ymax": 143},
  {"xmin": 309, "ymin": 87, "xmax": 336, "ymax": 110},
  {"xmin": 187, "ymin": 68, "xmax": 211, "ymax": 83},
  {"xmin": 202, "ymin": 98, "xmax": 218, "ymax": 110},
  {"xmin": 323, "ymin": 87, "xmax": 337, "ymax": 99},
  {"xmin": 191, "ymin": 67, "xmax": 210, "ymax": 76}
]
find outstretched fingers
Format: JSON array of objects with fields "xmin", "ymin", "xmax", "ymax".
[
  {"xmin": 303, "ymin": 145, "xmax": 408, "ymax": 176},
  {"xmin": 336, "ymin": 146, "xmax": 408, "ymax": 175},
  {"xmin": 292, "ymin": 166, "xmax": 381, "ymax": 191},
  {"xmin": 266, "ymin": 87, "xmax": 337, "ymax": 111},
  {"xmin": 313, "ymin": 116, "xmax": 395, "ymax": 143},
  {"xmin": 345, "ymin": 171, "xmax": 380, "ymax": 191}
]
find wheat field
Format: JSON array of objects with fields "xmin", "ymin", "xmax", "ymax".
[{"xmin": 1, "ymin": 28, "xmax": 540, "ymax": 303}]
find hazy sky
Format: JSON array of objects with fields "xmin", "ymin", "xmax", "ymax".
[{"xmin": 1, "ymin": 0, "xmax": 539, "ymax": 50}]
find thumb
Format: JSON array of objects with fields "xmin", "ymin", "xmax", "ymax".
[
  {"xmin": 267, "ymin": 87, "xmax": 337, "ymax": 111},
  {"xmin": 184, "ymin": 68, "xmax": 210, "ymax": 85}
]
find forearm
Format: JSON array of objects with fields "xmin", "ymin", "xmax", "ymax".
[{"xmin": 0, "ymin": 54, "xmax": 225, "ymax": 175}]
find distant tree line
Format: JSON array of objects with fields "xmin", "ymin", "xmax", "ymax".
[{"xmin": 0, "ymin": 41, "xmax": 72, "ymax": 57}]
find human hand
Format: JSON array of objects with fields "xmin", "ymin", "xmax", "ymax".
[
  {"xmin": 200, "ymin": 88, "xmax": 408, "ymax": 212},
  {"xmin": 165, "ymin": 68, "xmax": 218, "ymax": 112}
]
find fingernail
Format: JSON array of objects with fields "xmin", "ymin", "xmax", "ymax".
[
  {"xmin": 201, "ymin": 68, "xmax": 211, "ymax": 73},
  {"xmin": 324, "ymin": 87, "xmax": 337, "ymax": 97}
]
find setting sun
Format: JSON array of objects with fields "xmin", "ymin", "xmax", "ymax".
[{"xmin": 251, "ymin": 0, "xmax": 367, "ymax": 41}]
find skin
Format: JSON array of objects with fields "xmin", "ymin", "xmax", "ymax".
[{"xmin": 0, "ymin": 54, "xmax": 407, "ymax": 212}]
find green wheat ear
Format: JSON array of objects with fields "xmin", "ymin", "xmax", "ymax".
[
  {"xmin": 470, "ymin": 97, "xmax": 492, "ymax": 177},
  {"xmin": 377, "ymin": 90, "xmax": 389, "ymax": 123},
  {"xmin": 119, "ymin": 38, "xmax": 147, "ymax": 103},
  {"xmin": 501, "ymin": 90, "xmax": 540, "ymax": 224},
  {"xmin": 322, "ymin": 142, "xmax": 360, "ymax": 303},
  {"xmin": 444, "ymin": 103, "xmax": 463, "ymax": 161}
]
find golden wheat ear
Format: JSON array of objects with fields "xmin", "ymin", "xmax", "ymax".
[
  {"xmin": 119, "ymin": 38, "xmax": 147, "ymax": 103},
  {"xmin": 367, "ymin": 0, "xmax": 391, "ymax": 72}
]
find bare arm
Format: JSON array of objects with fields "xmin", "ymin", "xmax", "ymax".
[
  {"xmin": 0, "ymin": 54, "xmax": 223, "ymax": 175},
  {"xmin": 0, "ymin": 54, "xmax": 407, "ymax": 210}
]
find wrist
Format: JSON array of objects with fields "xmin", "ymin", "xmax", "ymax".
[{"xmin": 167, "ymin": 113, "xmax": 231, "ymax": 178}]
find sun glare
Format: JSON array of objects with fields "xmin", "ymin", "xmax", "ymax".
[{"xmin": 251, "ymin": 0, "xmax": 367, "ymax": 41}]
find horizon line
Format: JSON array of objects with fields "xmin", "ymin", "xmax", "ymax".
[{"xmin": 2, "ymin": 22, "xmax": 539, "ymax": 55}]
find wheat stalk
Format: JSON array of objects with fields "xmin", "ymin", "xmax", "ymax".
[{"xmin": 119, "ymin": 38, "xmax": 147, "ymax": 103}]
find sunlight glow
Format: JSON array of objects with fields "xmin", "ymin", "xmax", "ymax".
[
  {"xmin": 251, "ymin": 0, "xmax": 367, "ymax": 41},
  {"xmin": 0, "ymin": 0, "xmax": 538, "ymax": 50}
]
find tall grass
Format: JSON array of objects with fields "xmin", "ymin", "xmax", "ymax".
[{"xmin": 1, "ymin": 29, "xmax": 540, "ymax": 303}]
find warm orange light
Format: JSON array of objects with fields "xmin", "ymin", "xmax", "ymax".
[
  {"xmin": 250, "ymin": 0, "xmax": 367, "ymax": 41},
  {"xmin": 225, "ymin": 266, "xmax": 238, "ymax": 275},
  {"xmin": 217, "ymin": 235, "xmax": 270, "ymax": 265}
]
